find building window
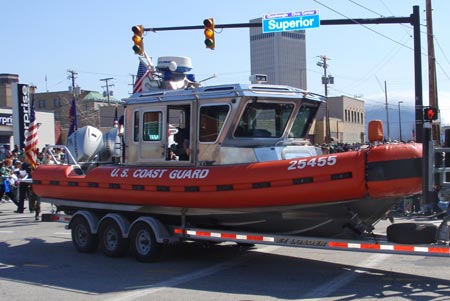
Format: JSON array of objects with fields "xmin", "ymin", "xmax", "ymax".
[
  {"xmin": 53, "ymin": 98, "xmax": 61, "ymax": 108},
  {"xmin": 38, "ymin": 99, "xmax": 46, "ymax": 109},
  {"xmin": 54, "ymin": 111, "xmax": 61, "ymax": 121}
]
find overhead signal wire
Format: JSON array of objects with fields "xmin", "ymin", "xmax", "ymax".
[
  {"xmin": 347, "ymin": 0, "xmax": 384, "ymax": 17},
  {"xmin": 348, "ymin": 0, "xmax": 450, "ymax": 82},
  {"xmin": 313, "ymin": 0, "xmax": 414, "ymax": 51},
  {"xmin": 315, "ymin": 0, "xmax": 450, "ymax": 97}
]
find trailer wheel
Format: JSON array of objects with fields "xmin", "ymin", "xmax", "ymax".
[
  {"xmin": 71, "ymin": 215, "xmax": 98, "ymax": 253},
  {"xmin": 99, "ymin": 219, "xmax": 128, "ymax": 257},
  {"xmin": 129, "ymin": 222, "xmax": 161, "ymax": 262},
  {"xmin": 387, "ymin": 223, "xmax": 437, "ymax": 244}
]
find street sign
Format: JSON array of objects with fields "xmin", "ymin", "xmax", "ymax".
[{"xmin": 262, "ymin": 10, "xmax": 320, "ymax": 33}]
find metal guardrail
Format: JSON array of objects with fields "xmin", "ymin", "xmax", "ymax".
[{"xmin": 434, "ymin": 147, "xmax": 450, "ymax": 188}]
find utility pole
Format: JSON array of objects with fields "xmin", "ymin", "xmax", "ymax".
[
  {"xmin": 67, "ymin": 69, "xmax": 78, "ymax": 97},
  {"xmin": 426, "ymin": 0, "xmax": 439, "ymax": 144},
  {"xmin": 317, "ymin": 55, "xmax": 333, "ymax": 144},
  {"xmin": 100, "ymin": 77, "xmax": 114, "ymax": 103},
  {"xmin": 398, "ymin": 101, "xmax": 403, "ymax": 141},
  {"xmin": 384, "ymin": 81, "xmax": 390, "ymax": 141}
]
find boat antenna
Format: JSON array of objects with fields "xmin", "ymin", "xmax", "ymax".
[
  {"xmin": 141, "ymin": 51, "xmax": 155, "ymax": 71},
  {"xmin": 198, "ymin": 74, "xmax": 216, "ymax": 83}
]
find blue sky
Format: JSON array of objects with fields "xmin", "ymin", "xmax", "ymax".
[{"xmin": 1, "ymin": 1, "xmax": 449, "ymax": 124}]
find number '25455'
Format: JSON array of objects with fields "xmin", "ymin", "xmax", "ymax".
[{"xmin": 288, "ymin": 156, "xmax": 337, "ymax": 170}]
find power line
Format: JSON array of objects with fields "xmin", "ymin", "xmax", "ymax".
[
  {"xmin": 348, "ymin": 0, "xmax": 413, "ymax": 38},
  {"xmin": 347, "ymin": 0, "xmax": 384, "ymax": 17},
  {"xmin": 313, "ymin": 0, "xmax": 414, "ymax": 51}
]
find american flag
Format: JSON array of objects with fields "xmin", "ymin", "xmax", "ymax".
[
  {"xmin": 68, "ymin": 97, "xmax": 78, "ymax": 137},
  {"xmin": 25, "ymin": 92, "xmax": 38, "ymax": 169},
  {"xmin": 133, "ymin": 61, "xmax": 150, "ymax": 93},
  {"xmin": 113, "ymin": 106, "xmax": 119, "ymax": 128}
]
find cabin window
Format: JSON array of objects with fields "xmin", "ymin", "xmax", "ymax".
[
  {"xmin": 199, "ymin": 105, "xmax": 230, "ymax": 142},
  {"xmin": 133, "ymin": 111, "xmax": 140, "ymax": 142},
  {"xmin": 234, "ymin": 102, "xmax": 293, "ymax": 138},
  {"xmin": 289, "ymin": 103, "xmax": 318, "ymax": 138},
  {"xmin": 143, "ymin": 111, "xmax": 162, "ymax": 141}
]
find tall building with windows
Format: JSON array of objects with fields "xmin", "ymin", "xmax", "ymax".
[{"xmin": 249, "ymin": 18, "xmax": 307, "ymax": 89}]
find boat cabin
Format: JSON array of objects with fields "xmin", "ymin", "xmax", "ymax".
[
  {"xmin": 125, "ymin": 83, "xmax": 323, "ymax": 166},
  {"xmin": 63, "ymin": 56, "xmax": 325, "ymax": 168}
]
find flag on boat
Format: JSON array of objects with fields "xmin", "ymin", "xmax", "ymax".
[
  {"xmin": 133, "ymin": 60, "xmax": 150, "ymax": 93},
  {"xmin": 24, "ymin": 91, "xmax": 38, "ymax": 169},
  {"xmin": 68, "ymin": 97, "xmax": 78, "ymax": 137},
  {"xmin": 113, "ymin": 106, "xmax": 119, "ymax": 128}
]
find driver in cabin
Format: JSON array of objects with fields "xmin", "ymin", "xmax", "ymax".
[{"xmin": 171, "ymin": 128, "xmax": 190, "ymax": 161}]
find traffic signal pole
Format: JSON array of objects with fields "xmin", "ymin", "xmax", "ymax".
[
  {"xmin": 140, "ymin": 5, "xmax": 430, "ymax": 203},
  {"xmin": 143, "ymin": 8, "xmax": 423, "ymax": 143}
]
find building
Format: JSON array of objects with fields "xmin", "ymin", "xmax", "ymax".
[
  {"xmin": 1, "ymin": 73, "xmax": 123, "ymax": 147},
  {"xmin": 0, "ymin": 73, "xmax": 54, "ymax": 148},
  {"xmin": 0, "ymin": 74, "xmax": 19, "ymax": 108},
  {"xmin": 249, "ymin": 18, "xmax": 307, "ymax": 89},
  {"xmin": 314, "ymin": 96, "xmax": 365, "ymax": 145},
  {"xmin": 35, "ymin": 90, "xmax": 123, "ymax": 143}
]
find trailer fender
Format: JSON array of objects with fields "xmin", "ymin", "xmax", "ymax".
[
  {"xmin": 130, "ymin": 217, "xmax": 178, "ymax": 244},
  {"xmin": 68, "ymin": 211, "xmax": 99, "ymax": 234},
  {"xmin": 98, "ymin": 213, "xmax": 130, "ymax": 238}
]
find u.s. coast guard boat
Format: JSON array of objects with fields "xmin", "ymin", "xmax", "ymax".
[{"xmin": 32, "ymin": 56, "xmax": 422, "ymax": 238}]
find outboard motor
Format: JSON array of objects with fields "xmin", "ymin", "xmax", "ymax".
[
  {"xmin": 66, "ymin": 126, "xmax": 103, "ymax": 162},
  {"xmin": 99, "ymin": 127, "xmax": 122, "ymax": 162}
]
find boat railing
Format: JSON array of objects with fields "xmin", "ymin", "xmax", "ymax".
[{"xmin": 42, "ymin": 144, "xmax": 84, "ymax": 174}]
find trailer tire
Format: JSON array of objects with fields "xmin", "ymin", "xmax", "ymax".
[
  {"xmin": 387, "ymin": 222, "xmax": 437, "ymax": 244},
  {"xmin": 71, "ymin": 215, "xmax": 98, "ymax": 253},
  {"xmin": 129, "ymin": 222, "xmax": 161, "ymax": 262},
  {"xmin": 99, "ymin": 219, "xmax": 128, "ymax": 257}
]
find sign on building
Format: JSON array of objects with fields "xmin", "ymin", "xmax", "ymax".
[{"xmin": 12, "ymin": 83, "xmax": 31, "ymax": 148}]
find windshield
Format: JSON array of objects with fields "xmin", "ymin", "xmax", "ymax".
[
  {"xmin": 234, "ymin": 102, "xmax": 294, "ymax": 138},
  {"xmin": 289, "ymin": 102, "xmax": 320, "ymax": 138}
]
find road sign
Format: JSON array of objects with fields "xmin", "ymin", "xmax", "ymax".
[{"xmin": 262, "ymin": 10, "xmax": 320, "ymax": 33}]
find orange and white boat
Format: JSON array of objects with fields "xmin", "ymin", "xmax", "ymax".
[{"xmin": 32, "ymin": 56, "xmax": 422, "ymax": 238}]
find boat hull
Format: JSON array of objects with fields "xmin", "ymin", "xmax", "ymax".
[{"xmin": 32, "ymin": 143, "xmax": 422, "ymax": 238}]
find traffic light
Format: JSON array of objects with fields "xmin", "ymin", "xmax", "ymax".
[
  {"xmin": 132, "ymin": 25, "xmax": 144, "ymax": 55},
  {"xmin": 423, "ymin": 106, "xmax": 438, "ymax": 121},
  {"xmin": 203, "ymin": 18, "xmax": 215, "ymax": 50}
]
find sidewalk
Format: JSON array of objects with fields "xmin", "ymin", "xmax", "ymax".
[{"xmin": 0, "ymin": 199, "xmax": 55, "ymax": 220}]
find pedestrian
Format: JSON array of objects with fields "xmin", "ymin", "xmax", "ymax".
[
  {"xmin": 0, "ymin": 144, "xmax": 12, "ymax": 160},
  {"xmin": 0, "ymin": 159, "xmax": 20, "ymax": 211},
  {"xmin": 18, "ymin": 157, "xmax": 40, "ymax": 220}
]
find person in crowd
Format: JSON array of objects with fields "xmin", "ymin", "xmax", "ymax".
[
  {"xmin": 0, "ymin": 144, "xmax": 12, "ymax": 160},
  {"xmin": 17, "ymin": 156, "xmax": 40, "ymax": 220},
  {"xmin": 0, "ymin": 158, "xmax": 20, "ymax": 212},
  {"xmin": 12, "ymin": 144, "xmax": 20, "ymax": 153}
]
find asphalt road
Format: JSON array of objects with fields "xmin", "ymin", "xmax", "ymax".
[{"xmin": 1, "ymin": 201, "xmax": 450, "ymax": 301}]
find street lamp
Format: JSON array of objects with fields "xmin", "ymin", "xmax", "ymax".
[{"xmin": 398, "ymin": 101, "xmax": 403, "ymax": 141}]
